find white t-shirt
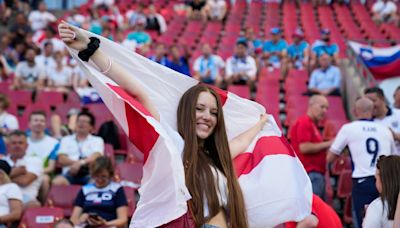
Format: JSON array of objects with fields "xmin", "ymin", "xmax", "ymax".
[
  {"xmin": 363, "ymin": 197, "xmax": 393, "ymax": 228},
  {"xmin": 207, "ymin": 0, "xmax": 226, "ymax": 18},
  {"xmin": 46, "ymin": 65, "xmax": 73, "ymax": 87},
  {"xmin": 15, "ymin": 62, "xmax": 45, "ymax": 84},
  {"xmin": 161, "ymin": 118, "xmax": 228, "ymax": 217},
  {"xmin": 26, "ymin": 135, "xmax": 59, "ymax": 166},
  {"xmin": 35, "ymin": 55, "xmax": 56, "ymax": 69},
  {"xmin": 41, "ymin": 38, "xmax": 65, "ymax": 52},
  {"xmin": 28, "ymin": 11, "xmax": 56, "ymax": 31},
  {"xmin": 193, "ymin": 55, "xmax": 225, "ymax": 80},
  {"xmin": 0, "ymin": 112, "xmax": 19, "ymax": 131},
  {"xmin": 225, "ymin": 55, "xmax": 257, "ymax": 80},
  {"xmin": 374, "ymin": 108, "xmax": 400, "ymax": 153},
  {"xmin": 372, "ymin": 1, "xmax": 397, "ymax": 16},
  {"xmin": 58, "ymin": 134, "xmax": 104, "ymax": 174},
  {"xmin": 330, "ymin": 120, "xmax": 397, "ymax": 178},
  {"xmin": 0, "ymin": 183, "xmax": 22, "ymax": 216},
  {"xmin": 4, "ymin": 155, "xmax": 43, "ymax": 200}
]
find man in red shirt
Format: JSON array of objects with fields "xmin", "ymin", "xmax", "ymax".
[{"xmin": 290, "ymin": 95, "xmax": 332, "ymax": 199}]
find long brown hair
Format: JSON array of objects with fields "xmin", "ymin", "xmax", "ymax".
[
  {"xmin": 377, "ymin": 155, "xmax": 400, "ymax": 220},
  {"xmin": 177, "ymin": 84, "xmax": 248, "ymax": 227}
]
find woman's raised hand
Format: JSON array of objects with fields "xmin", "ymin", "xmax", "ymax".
[{"xmin": 58, "ymin": 21, "xmax": 90, "ymax": 51}]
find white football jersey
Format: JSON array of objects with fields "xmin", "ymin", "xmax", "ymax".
[
  {"xmin": 374, "ymin": 108, "xmax": 400, "ymax": 153},
  {"xmin": 330, "ymin": 120, "xmax": 397, "ymax": 178}
]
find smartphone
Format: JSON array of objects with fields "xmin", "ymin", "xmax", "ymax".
[{"xmin": 88, "ymin": 212, "xmax": 101, "ymax": 220}]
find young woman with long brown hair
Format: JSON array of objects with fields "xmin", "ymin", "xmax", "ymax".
[
  {"xmin": 58, "ymin": 22, "xmax": 267, "ymax": 228},
  {"xmin": 363, "ymin": 155, "xmax": 400, "ymax": 228}
]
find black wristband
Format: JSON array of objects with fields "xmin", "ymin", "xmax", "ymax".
[{"xmin": 78, "ymin": 37, "xmax": 100, "ymax": 62}]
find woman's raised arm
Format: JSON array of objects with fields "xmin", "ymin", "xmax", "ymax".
[{"xmin": 58, "ymin": 22, "xmax": 160, "ymax": 121}]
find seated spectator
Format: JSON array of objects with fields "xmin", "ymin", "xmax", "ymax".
[
  {"xmin": 28, "ymin": 2, "xmax": 56, "ymax": 32},
  {"xmin": 93, "ymin": 0, "xmax": 115, "ymax": 8},
  {"xmin": 289, "ymin": 95, "xmax": 332, "ymax": 199},
  {"xmin": 311, "ymin": 29, "xmax": 339, "ymax": 68},
  {"xmin": 0, "ymin": 160, "xmax": 23, "ymax": 227},
  {"xmin": 145, "ymin": 5, "xmax": 167, "ymax": 34},
  {"xmin": 4, "ymin": 130, "xmax": 42, "ymax": 208},
  {"xmin": 149, "ymin": 43, "xmax": 171, "ymax": 67},
  {"xmin": 0, "ymin": 35, "xmax": 19, "ymax": 68},
  {"xmin": 187, "ymin": 0, "xmax": 207, "ymax": 21},
  {"xmin": 35, "ymin": 42, "xmax": 56, "ymax": 69},
  {"xmin": 262, "ymin": 27, "xmax": 288, "ymax": 69},
  {"xmin": 168, "ymin": 45, "xmax": 190, "ymax": 76},
  {"xmin": 205, "ymin": 0, "xmax": 227, "ymax": 21},
  {"xmin": 239, "ymin": 27, "xmax": 263, "ymax": 57},
  {"xmin": 372, "ymin": 0, "xmax": 398, "ymax": 25},
  {"xmin": 307, "ymin": 54, "xmax": 341, "ymax": 96},
  {"xmin": 9, "ymin": 12, "xmax": 32, "ymax": 45},
  {"xmin": 12, "ymin": 48, "xmax": 45, "ymax": 90},
  {"xmin": 45, "ymin": 51, "xmax": 73, "ymax": 93},
  {"xmin": 70, "ymin": 156, "xmax": 128, "ymax": 227},
  {"xmin": 26, "ymin": 111, "xmax": 59, "ymax": 204},
  {"xmin": 40, "ymin": 26, "xmax": 65, "ymax": 53},
  {"xmin": 193, "ymin": 43, "xmax": 225, "ymax": 86},
  {"xmin": 363, "ymin": 155, "xmax": 400, "ymax": 228},
  {"xmin": 126, "ymin": 3, "xmax": 146, "ymax": 27},
  {"xmin": 226, "ymin": 40, "xmax": 257, "ymax": 99},
  {"xmin": 52, "ymin": 111, "xmax": 104, "ymax": 186},
  {"xmin": 67, "ymin": 7, "xmax": 87, "ymax": 28},
  {"xmin": 0, "ymin": 93, "xmax": 19, "ymax": 135},
  {"xmin": 287, "ymin": 29, "xmax": 310, "ymax": 70},
  {"xmin": 0, "ymin": 93, "xmax": 19, "ymax": 155},
  {"xmin": 393, "ymin": 86, "xmax": 400, "ymax": 111},
  {"xmin": 125, "ymin": 18, "xmax": 151, "ymax": 52}
]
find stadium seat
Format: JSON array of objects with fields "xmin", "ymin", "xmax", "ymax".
[
  {"xmin": 336, "ymin": 170, "xmax": 352, "ymax": 198},
  {"xmin": 104, "ymin": 143, "xmax": 116, "ymax": 166},
  {"xmin": 19, "ymin": 207, "xmax": 64, "ymax": 228},
  {"xmin": 116, "ymin": 162, "xmax": 143, "ymax": 186},
  {"xmin": 331, "ymin": 155, "xmax": 352, "ymax": 176},
  {"xmin": 123, "ymin": 186, "xmax": 137, "ymax": 215},
  {"xmin": 35, "ymin": 91, "xmax": 64, "ymax": 108},
  {"xmin": 46, "ymin": 185, "xmax": 81, "ymax": 217},
  {"xmin": 9, "ymin": 90, "xmax": 32, "ymax": 107},
  {"xmin": 227, "ymin": 85, "xmax": 250, "ymax": 99}
]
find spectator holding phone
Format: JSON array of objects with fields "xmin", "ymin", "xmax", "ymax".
[{"xmin": 70, "ymin": 156, "xmax": 128, "ymax": 227}]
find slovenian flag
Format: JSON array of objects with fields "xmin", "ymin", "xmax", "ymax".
[
  {"xmin": 349, "ymin": 41, "xmax": 400, "ymax": 79},
  {"xmin": 67, "ymin": 26, "xmax": 312, "ymax": 228}
]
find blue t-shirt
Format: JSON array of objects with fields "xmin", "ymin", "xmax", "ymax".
[
  {"xmin": 74, "ymin": 182, "xmax": 128, "ymax": 221},
  {"xmin": 168, "ymin": 57, "xmax": 190, "ymax": 76},
  {"xmin": 263, "ymin": 39, "xmax": 288, "ymax": 63},
  {"xmin": 126, "ymin": 31, "xmax": 151, "ymax": 45},
  {"xmin": 288, "ymin": 41, "xmax": 309, "ymax": 60},
  {"xmin": 308, "ymin": 66, "xmax": 341, "ymax": 90},
  {"xmin": 312, "ymin": 40, "xmax": 339, "ymax": 57}
]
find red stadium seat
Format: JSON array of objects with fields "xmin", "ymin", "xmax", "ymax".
[
  {"xmin": 116, "ymin": 162, "xmax": 143, "ymax": 186},
  {"xmin": 35, "ymin": 91, "xmax": 64, "ymax": 108},
  {"xmin": 19, "ymin": 207, "xmax": 64, "ymax": 228},
  {"xmin": 336, "ymin": 170, "xmax": 352, "ymax": 198},
  {"xmin": 9, "ymin": 90, "xmax": 32, "ymax": 107},
  {"xmin": 46, "ymin": 185, "xmax": 81, "ymax": 217},
  {"xmin": 123, "ymin": 186, "xmax": 137, "ymax": 215},
  {"xmin": 227, "ymin": 85, "xmax": 250, "ymax": 99},
  {"xmin": 331, "ymin": 155, "xmax": 352, "ymax": 176}
]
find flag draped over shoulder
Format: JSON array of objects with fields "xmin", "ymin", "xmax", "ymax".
[
  {"xmin": 349, "ymin": 41, "xmax": 400, "ymax": 79},
  {"xmin": 68, "ymin": 27, "xmax": 312, "ymax": 228}
]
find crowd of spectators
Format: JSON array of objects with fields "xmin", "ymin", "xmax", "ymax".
[{"xmin": 0, "ymin": 0, "xmax": 399, "ymax": 227}]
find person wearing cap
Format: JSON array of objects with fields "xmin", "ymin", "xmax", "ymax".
[
  {"xmin": 311, "ymin": 29, "xmax": 339, "ymax": 68},
  {"xmin": 0, "ymin": 159, "xmax": 23, "ymax": 227},
  {"xmin": 4, "ymin": 130, "xmax": 42, "ymax": 208},
  {"xmin": 193, "ymin": 43, "xmax": 225, "ymax": 86},
  {"xmin": 262, "ymin": 27, "xmax": 288, "ymax": 69},
  {"xmin": 225, "ymin": 40, "xmax": 257, "ymax": 99},
  {"xmin": 282, "ymin": 29, "xmax": 310, "ymax": 78},
  {"xmin": 125, "ymin": 17, "xmax": 152, "ymax": 52}
]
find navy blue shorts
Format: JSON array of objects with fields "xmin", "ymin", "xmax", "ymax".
[{"xmin": 352, "ymin": 176, "xmax": 379, "ymax": 228}]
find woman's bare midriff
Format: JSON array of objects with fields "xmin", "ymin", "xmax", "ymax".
[{"xmin": 205, "ymin": 209, "xmax": 227, "ymax": 228}]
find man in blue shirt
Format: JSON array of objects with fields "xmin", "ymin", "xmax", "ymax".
[
  {"xmin": 307, "ymin": 54, "xmax": 341, "ymax": 96},
  {"xmin": 263, "ymin": 27, "xmax": 288, "ymax": 69},
  {"xmin": 311, "ymin": 29, "xmax": 339, "ymax": 68},
  {"xmin": 282, "ymin": 29, "xmax": 309, "ymax": 78},
  {"xmin": 239, "ymin": 27, "xmax": 263, "ymax": 57},
  {"xmin": 149, "ymin": 43, "xmax": 171, "ymax": 67},
  {"xmin": 125, "ymin": 18, "xmax": 152, "ymax": 52}
]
